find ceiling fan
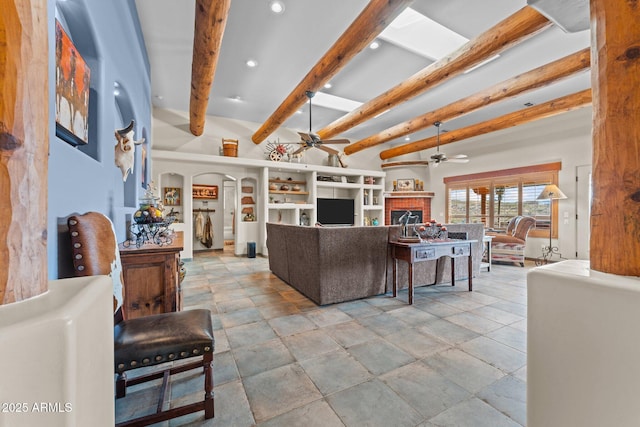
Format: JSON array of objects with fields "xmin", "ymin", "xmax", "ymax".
[
  {"xmin": 430, "ymin": 121, "xmax": 469, "ymax": 167},
  {"xmin": 292, "ymin": 91, "xmax": 350, "ymax": 162}
]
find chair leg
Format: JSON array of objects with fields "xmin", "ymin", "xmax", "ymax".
[
  {"xmin": 116, "ymin": 372, "xmax": 127, "ymax": 398},
  {"xmin": 203, "ymin": 352, "xmax": 214, "ymax": 419}
]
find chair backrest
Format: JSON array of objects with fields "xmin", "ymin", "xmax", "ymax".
[
  {"xmin": 513, "ymin": 216, "xmax": 536, "ymax": 241},
  {"xmin": 506, "ymin": 216, "xmax": 522, "ymax": 236},
  {"xmin": 67, "ymin": 212, "xmax": 124, "ymax": 316}
]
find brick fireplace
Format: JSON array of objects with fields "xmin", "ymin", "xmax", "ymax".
[{"xmin": 384, "ymin": 191, "xmax": 434, "ymax": 225}]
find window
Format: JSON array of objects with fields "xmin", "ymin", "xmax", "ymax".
[{"xmin": 444, "ymin": 163, "xmax": 561, "ymax": 238}]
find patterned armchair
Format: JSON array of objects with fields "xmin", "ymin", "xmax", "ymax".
[{"xmin": 488, "ymin": 216, "xmax": 536, "ymax": 266}]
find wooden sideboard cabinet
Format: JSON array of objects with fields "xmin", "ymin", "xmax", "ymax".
[{"xmin": 118, "ymin": 231, "xmax": 184, "ymax": 319}]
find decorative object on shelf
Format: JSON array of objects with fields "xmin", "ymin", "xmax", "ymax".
[
  {"xmin": 300, "ymin": 212, "xmax": 309, "ymax": 226},
  {"xmin": 124, "ymin": 221, "xmax": 175, "ymax": 248},
  {"xmin": 535, "ymin": 184, "xmax": 568, "ymax": 265},
  {"xmin": 55, "ymin": 19, "xmax": 90, "ymax": 147},
  {"xmin": 241, "ymin": 207, "xmax": 254, "ymax": 214},
  {"xmin": 292, "ymin": 184, "xmax": 301, "ymax": 192},
  {"xmin": 415, "ymin": 220, "xmax": 448, "ymax": 242},
  {"xmin": 269, "ymin": 182, "xmax": 278, "ymax": 191},
  {"xmin": 193, "ymin": 184, "xmax": 218, "ymax": 199},
  {"xmin": 280, "ymin": 184, "xmax": 290, "ymax": 191},
  {"xmin": 396, "ymin": 178, "xmax": 415, "ymax": 191},
  {"xmin": 222, "ymin": 138, "xmax": 238, "ymax": 157},
  {"xmin": 243, "ymin": 213, "xmax": 256, "ymax": 221},
  {"xmin": 134, "ymin": 182, "xmax": 163, "ymax": 224},
  {"xmin": 163, "ymin": 187, "xmax": 181, "ymax": 206},
  {"xmin": 364, "ymin": 176, "xmax": 375, "ymax": 185},
  {"xmin": 241, "ymin": 196, "xmax": 255, "ymax": 204},
  {"xmin": 114, "ymin": 120, "xmax": 145, "ymax": 182},
  {"xmin": 242, "ymin": 186, "xmax": 253, "ymax": 193},
  {"xmin": 397, "ymin": 210, "xmax": 420, "ymax": 242},
  {"xmin": 372, "ymin": 218, "xmax": 380, "ymax": 226},
  {"xmin": 265, "ymin": 139, "xmax": 293, "ymax": 161}
]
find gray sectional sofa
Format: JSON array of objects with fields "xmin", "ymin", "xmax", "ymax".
[{"xmin": 266, "ymin": 222, "xmax": 484, "ymax": 305}]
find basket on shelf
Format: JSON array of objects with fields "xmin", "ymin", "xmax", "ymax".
[{"xmin": 222, "ymin": 138, "xmax": 238, "ymax": 157}]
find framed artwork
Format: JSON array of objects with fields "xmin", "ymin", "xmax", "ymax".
[
  {"xmin": 163, "ymin": 187, "xmax": 181, "ymax": 206},
  {"xmin": 396, "ymin": 179, "xmax": 415, "ymax": 191},
  {"xmin": 193, "ymin": 184, "xmax": 218, "ymax": 199},
  {"xmin": 55, "ymin": 20, "xmax": 90, "ymax": 146}
]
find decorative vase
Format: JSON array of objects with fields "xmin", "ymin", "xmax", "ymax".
[
  {"xmin": 280, "ymin": 184, "xmax": 290, "ymax": 191},
  {"xmin": 269, "ymin": 183, "xmax": 278, "ymax": 191}
]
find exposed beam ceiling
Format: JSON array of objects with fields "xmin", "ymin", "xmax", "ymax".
[
  {"xmin": 250, "ymin": 0, "xmax": 414, "ymax": 144},
  {"xmin": 317, "ymin": 6, "xmax": 553, "ymax": 141},
  {"xmin": 189, "ymin": 0, "xmax": 231, "ymax": 136},
  {"xmin": 346, "ymin": 47, "xmax": 590, "ymax": 154},
  {"xmin": 380, "ymin": 89, "xmax": 592, "ymax": 159}
]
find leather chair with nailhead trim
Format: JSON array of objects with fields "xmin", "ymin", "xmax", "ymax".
[{"xmin": 67, "ymin": 212, "xmax": 214, "ymax": 426}]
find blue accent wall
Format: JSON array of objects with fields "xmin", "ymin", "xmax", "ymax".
[{"xmin": 48, "ymin": 0, "xmax": 151, "ymax": 278}]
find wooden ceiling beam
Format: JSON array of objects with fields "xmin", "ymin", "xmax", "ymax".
[
  {"xmin": 347, "ymin": 48, "xmax": 590, "ymax": 155},
  {"xmin": 251, "ymin": 0, "xmax": 414, "ymax": 144},
  {"xmin": 379, "ymin": 89, "xmax": 592, "ymax": 160},
  {"xmin": 317, "ymin": 6, "xmax": 552, "ymax": 141},
  {"xmin": 189, "ymin": 0, "xmax": 231, "ymax": 136}
]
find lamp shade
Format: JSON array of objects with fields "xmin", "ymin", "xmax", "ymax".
[{"xmin": 537, "ymin": 184, "xmax": 567, "ymax": 200}]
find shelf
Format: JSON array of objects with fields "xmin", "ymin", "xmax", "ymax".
[
  {"xmin": 316, "ymin": 181, "xmax": 361, "ymax": 189},
  {"xmin": 268, "ymin": 203, "xmax": 313, "ymax": 209},
  {"xmin": 363, "ymin": 184, "xmax": 384, "ymax": 190},
  {"xmin": 363, "ymin": 205, "xmax": 384, "ymax": 210},
  {"xmin": 269, "ymin": 190, "xmax": 309, "ymax": 195},
  {"xmin": 269, "ymin": 179, "xmax": 306, "ymax": 185}
]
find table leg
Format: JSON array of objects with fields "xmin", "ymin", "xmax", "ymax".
[
  {"xmin": 393, "ymin": 259, "xmax": 398, "ymax": 298},
  {"xmin": 451, "ymin": 258, "xmax": 456, "ymax": 287},
  {"xmin": 468, "ymin": 252, "xmax": 473, "ymax": 292},
  {"xmin": 408, "ymin": 262, "xmax": 413, "ymax": 305}
]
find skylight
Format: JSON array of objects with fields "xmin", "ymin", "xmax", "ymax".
[
  {"xmin": 379, "ymin": 8, "xmax": 469, "ymax": 61},
  {"xmin": 311, "ymin": 91, "xmax": 363, "ymax": 113}
]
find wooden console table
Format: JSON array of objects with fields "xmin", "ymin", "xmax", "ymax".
[
  {"xmin": 119, "ymin": 231, "xmax": 184, "ymax": 319},
  {"xmin": 390, "ymin": 239, "xmax": 475, "ymax": 304}
]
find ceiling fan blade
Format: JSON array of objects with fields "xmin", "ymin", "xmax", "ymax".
[
  {"xmin": 449, "ymin": 154, "xmax": 469, "ymax": 159},
  {"xmin": 447, "ymin": 158, "xmax": 470, "ymax": 163},
  {"xmin": 322, "ymin": 138, "xmax": 350, "ymax": 145},
  {"xmin": 317, "ymin": 144, "xmax": 339, "ymax": 155},
  {"xmin": 292, "ymin": 145, "xmax": 309, "ymax": 155},
  {"xmin": 298, "ymin": 132, "xmax": 312, "ymax": 143}
]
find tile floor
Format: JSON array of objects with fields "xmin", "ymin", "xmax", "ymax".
[{"xmin": 116, "ymin": 249, "xmax": 533, "ymax": 426}]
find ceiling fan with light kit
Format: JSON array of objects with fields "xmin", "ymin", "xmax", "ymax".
[{"xmin": 430, "ymin": 121, "xmax": 469, "ymax": 167}]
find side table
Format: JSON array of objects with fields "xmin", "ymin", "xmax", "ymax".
[{"xmin": 481, "ymin": 235, "xmax": 493, "ymax": 272}]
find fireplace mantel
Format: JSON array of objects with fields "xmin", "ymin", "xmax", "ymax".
[{"xmin": 384, "ymin": 191, "xmax": 435, "ymax": 199}]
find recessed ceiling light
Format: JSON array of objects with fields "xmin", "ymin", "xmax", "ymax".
[
  {"xmin": 404, "ymin": 136, "xmax": 411, "ymax": 141},
  {"xmin": 369, "ymin": 40, "xmax": 380, "ymax": 50},
  {"xmin": 324, "ymin": 83, "xmax": 332, "ymax": 89},
  {"xmin": 246, "ymin": 59, "xmax": 258, "ymax": 68},
  {"xmin": 269, "ymin": 1, "xmax": 285, "ymax": 14},
  {"xmin": 295, "ymin": 110, "xmax": 303, "ymax": 114},
  {"xmin": 230, "ymin": 95, "xmax": 242, "ymax": 102}
]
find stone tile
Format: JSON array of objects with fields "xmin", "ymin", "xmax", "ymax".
[
  {"xmin": 283, "ymin": 329, "xmax": 342, "ymax": 361},
  {"xmin": 459, "ymin": 336, "xmax": 526, "ymax": 373},
  {"xmin": 226, "ymin": 321, "xmax": 277, "ymax": 349},
  {"xmin": 268, "ymin": 313, "xmax": 317, "ymax": 337},
  {"xmin": 423, "ymin": 348, "xmax": 505, "ymax": 393},
  {"xmin": 510, "ymin": 318, "xmax": 527, "ymax": 332},
  {"xmin": 414, "ymin": 299, "xmax": 463, "ymax": 318},
  {"xmin": 212, "ymin": 350, "xmax": 240, "ymax": 386},
  {"xmin": 257, "ymin": 301, "xmax": 301, "ymax": 320},
  {"xmin": 381, "ymin": 361, "xmax": 471, "ymax": 419},
  {"xmin": 212, "ymin": 329, "xmax": 230, "ymax": 354},
  {"xmin": 326, "ymin": 379, "xmax": 423, "ymax": 427},
  {"xmin": 233, "ymin": 338, "xmax": 295, "ymax": 378},
  {"xmin": 428, "ymin": 294, "xmax": 485, "ymax": 311},
  {"xmin": 243, "ymin": 363, "xmax": 322, "ymax": 423},
  {"xmin": 489, "ymin": 300, "xmax": 527, "ymax": 317},
  {"xmin": 458, "ymin": 291, "xmax": 501, "ymax": 305},
  {"xmin": 426, "ymin": 397, "xmax": 521, "ymax": 427},
  {"xmin": 348, "ymin": 338, "xmax": 415, "ymax": 376},
  {"xmin": 305, "ymin": 307, "xmax": 353, "ymax": 328},
  {"xmin": 336, "ymin": 299, "xmax": 384, "ymax": 318},
  {"xmin": 385, "ymin": 328, "xmax": 450, "ymax": 359},
  {"xmin": 250, "ymin": 292, "xmax": 288, "ymax": 307},
  {"xmin": 300, "ymin": 349, "xmax": 372, "ymax": 395},
  {"xmin": 444, "ymin": 311, "xmax": 503, "ymax": 334},
  {"xmin": 356, "ymin": 312, "xmax": 410, "ymax": 337},
  {"xmin": 477, "ymin": 375, "xmax": 527, "ymax": 426},
  {"xmin": 416, "ymin": 319, "xmax": 479, "ymax": 345},
  {"xmin": 216, "ymin": 297, "xmax": 256, "ymax": 313},
  {"xmin": 220, "ymin": 307, "xmax": 264, "ymax": 328},
  {"xmin": 258, "ymin": 399, "xmax": 344, "ymax": 427},
  {"xmin": 212, "ymin": 288, "xmax": 248, "ymax": 303},
  {"xmin": 388, "ymin": 306, "xmax": 439, "ymax": 326},
  {"xmin": 470, "ymin": 305, "xmax": 524, "ymax": 325},
  {"xmin": 486, "ymin": 325, "xmax": 527, "ymax": 353},
  {"xmin": 513, "ymin": 365, "xmax": 527, "ymax": 383},
  {"xmin": 324, "ymin": 320, "xmax": 379, "ymax": 348}
]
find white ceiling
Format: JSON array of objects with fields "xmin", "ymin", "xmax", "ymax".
[{"xmin": 134, "ymin": 0, "xmax": 591, "ymax": 156}]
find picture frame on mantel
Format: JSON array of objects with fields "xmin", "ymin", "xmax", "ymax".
[
  {"xmin": 396, "ymin": 179, "xmax": 415, "ymax": 191},
  {"xmin": 193, "ymin": 184, "xmax": 218, "ymax": 199},
  {"xmin": 55, "ymin": 19, "xmax": 90, "ymax": 147}
]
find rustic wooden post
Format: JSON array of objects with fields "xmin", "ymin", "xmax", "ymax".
[
  {"xmin": 589, "ymin": 0, "xmax": 640, "ymax": 276},
  {"xmin": 0, "ymin": 0, "xmax": 49, "ymax": 304}
]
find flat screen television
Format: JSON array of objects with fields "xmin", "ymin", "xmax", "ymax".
[{"xmin": 317, "ymin": 198, "xmax": 355, "ymax": 226}]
